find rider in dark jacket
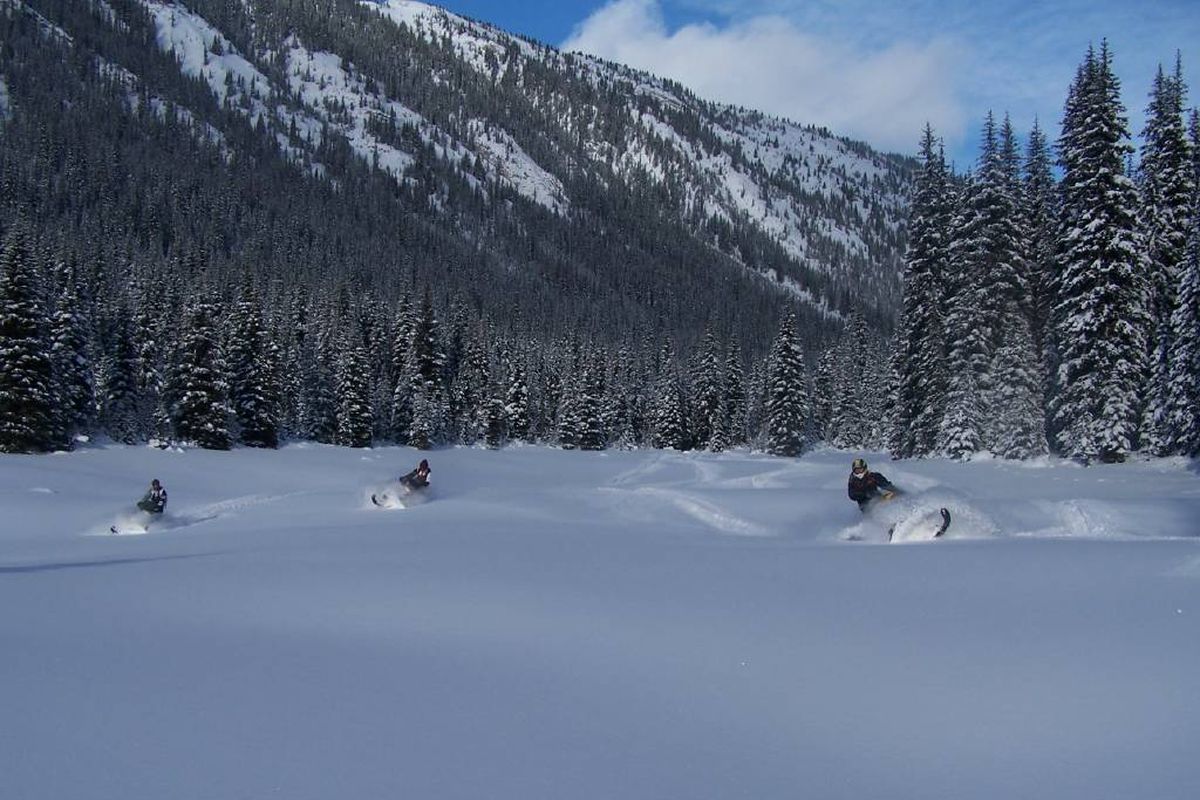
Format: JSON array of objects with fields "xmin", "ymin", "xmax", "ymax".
[
  {"xmin": 847, "ymin": 458, "xmax": 894, "ymax": 512},
  {"xmin": 137, "ymin": 479, "xmax": 168, "ymax": 514},
  {"xmin": 400, "ymin": 459, "xmax": 431, "ymax": 490}
]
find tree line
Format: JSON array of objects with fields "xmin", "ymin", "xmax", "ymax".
[
  {"xmin": 892, "ymin": 42, "xmax": 1200, "ymax": 462},
  {"xmin": 0, "ymin": 219, "xmax": 888, "ymax": 456}
]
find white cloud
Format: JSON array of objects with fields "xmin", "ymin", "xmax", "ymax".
[{"xmin": 562, "ymin": 0, "xmax": 968, "ymax": 154}]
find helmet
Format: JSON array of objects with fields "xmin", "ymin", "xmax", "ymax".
[
  {"xmin": 419, "ymin": 459, "xmax": 430, "ymax": 472},
  {"xmin": 151, "ymin": 478, "xmax": 161, "ymax": 488},
  {"xmin": 851, "ymin": 458, "xmax": 867, "ymax": 473}
]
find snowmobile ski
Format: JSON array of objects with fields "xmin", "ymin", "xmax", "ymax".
[{"xmin": 933, "ymin": 507, "xmax": 951, "ymax": 538}]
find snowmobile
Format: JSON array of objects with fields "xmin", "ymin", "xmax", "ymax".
[
  {"xmin": 868, "ymin": 490, "xmax": 951, "ymax": 542},
  {"xmin": 111, "ymin": 481, "xmax": 168, "ymax": 534},
  {"xmin": 371, "ymin": 462, "xmax": 432, "ymax": 509},
  {"xmin": 370, "ymin": 481, "xmax": 431, "ymax": 509}
]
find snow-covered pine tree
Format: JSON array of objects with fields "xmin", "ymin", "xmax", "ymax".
[
  {"xmin": 1166, "ymin": 109, "xmax": 1200, "ymax": 455},
  {"xmin": 50, "ymin": 259, "xmax": 94, "ymax": 444},
  {"xmin": 991, "ymin": 314, "xmax": 1049, "ymax": 458},
  {"xmin": 997, "ymin": 115, "xmax": 1032, "ymax": 311},
  {"xmin": 765, "ymin": 313, "xmax": 811, "ymax": 457},
  {"xmin": 556, "ymin": 340, "xmax": 582, "ymax": 450},
  {"xmin": 894, "ymin": 126, "xmax": 951, "ymax": 457},
  {"xmin": 336, "ymin": 328, "xmax": 373, "ymax": 448},
  {"xmin": 227, "ymin": 284, "xmax": 280, "ymax": 448},
  {"xmin": 942, "ymin": 114, "xmax": 1027, "ymax": 457},
  {"xmin": 650, "ymin": 342, "xmax": 688, "ymax": 451},
  {"xmin": 624, "ymin": 339, "xmax": 654, "ymax": 446},
  {"xmin": 301, "ymin": 309, "xmax": 338, "ymax": 444},
  {"xmin": 390, "ymin": 368, "xmax": 414, "ymax": 445},
  {"xmin": 97, "ymin": 314, "xmax": 140, "ymax": 445},
  {"xmin": 1022, "ymin": 120, "xmax": 1059, "ymax": 412},
  {"xmin": 811, "ymin": 346, "xmax": 837, "ymax": 442},
  {"xmin": 861, "ymin": 339, "xmax": 892, "ymax": 451},
  {"xmin": 575, "ymin": 352, "xmax": 607, "ymax": 451},
  {"xmin": 169, "ymin": 296, "xmax": 230, "ymax": 450},
  {"xmin": 504, "ymin": 351, "xmax": 531, "ymax": 443},
  {"xmin": 689, "ymin": 327, "xmax": 725, "ymax": 450},
  {"xmin": 408, "ymin": 383, "xmax": 433, "ymax": 450},
  {"xmin": 936, "ymin": 365, "xmax": 982, "ymax": 460},
  {"xmin": 1051, "ymin": 42, "xmax": 1150, "ymax": 462},
  {"xmin": 411, "ymin": 289, "xmax": 445, "ymax": 393},
  {"xmin": 557, "ymin": 375, "xmax": 580, "ymax": 450},
  {"xmin": 356, "ymin": 300, "xmax": 392, "ymax": 444},
  {"xmin": 1138, "ymin": 59, "xmax": 1193, "ymax": 454},
  {"xmin": 451, "ymin": 329, "xmax": 489, "ymax": 445},
  {"xmin": 130, "ymin": 277, "xmax": 166, "ymax": 440},
  {"xmin": 882, "ymin": 338, "xmax": 905, "ymax": 458},
  {"xmin": 828, "ymin": 312, "xmax": 874, "ymax": 448},
  {"xmin": 600, "ymin": 343, "xmax": 631, "ymax": 447},
  {"xmin": 483, "ymin": 391, "xmax": 506, "ymax": 449},
  {"xmin": 0, "ymin": 224, "xmax": 57, "ymax": 453},
  {"xmin": 385, "ymin": 293, "xmax": 414, "ymax": 441},
  {"xmin": 939, "ymin": 170, "xmax": 987, "ymax": 458},
  {"xmin": 276, "ymin": 286, "xmax": 309, "ymax": 439},
  {"xmin": 536, "ymin": 351, "xmax": 561, "ymax": 444},
  {"xmin": 742, "ymin": 359, "xmax": 768, "ymax": 449},
  {"xmin": 724, "ymin": 339, "xmax": 747, "ymax": 448}
]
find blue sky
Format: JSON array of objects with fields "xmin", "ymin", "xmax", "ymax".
[{"xmin": 433, "ymin": 0, "xmax": 1200, "ymax": 167}]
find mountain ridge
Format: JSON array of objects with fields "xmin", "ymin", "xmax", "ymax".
[{"xmin": 1, "ymin": 0, "xmax": 913, "ymax": 345}]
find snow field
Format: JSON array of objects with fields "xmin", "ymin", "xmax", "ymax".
[{"xmin": 1, "ymin": 444, "xmax": 1198, "ymax": 799}]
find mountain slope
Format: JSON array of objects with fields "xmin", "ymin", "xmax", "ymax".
[{"xmin": 0, "ymin": 0, "xmax": 912, "ymax": 347}]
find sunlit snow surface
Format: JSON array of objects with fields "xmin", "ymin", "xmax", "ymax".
[{"xmin": 1, "ymin": 444, "xmax": 1198, "ymax": 799}]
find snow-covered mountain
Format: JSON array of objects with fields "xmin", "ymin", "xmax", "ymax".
[
  {"xmin": 0, "ymin": 0, "xmax": 911, "ymax": 340},
  {"xmin": 353, "ymin": 0, "xmax": 911, "ymax": 309}
]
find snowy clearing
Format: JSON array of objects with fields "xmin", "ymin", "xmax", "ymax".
[{"xmin": 1, "ymin": 444, "xmax": 1198, "ymax": 799}]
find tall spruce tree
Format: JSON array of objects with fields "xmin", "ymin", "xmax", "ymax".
[
  {"xmin": 650, "ymin": 343, "xmax": 688, "ymax": 450},
  {"xmin": 130, "ymin": 278, "xmax": 166, "ymax": 441},
  {"xmin": 1022, "ymin": 120, "xmax": 1059, "ymax": 411},
  {"xmin": 894, "ymin": 126, "xmax": 951, "ymax": 457},
  {"xmin": 723, "ymin": 339, "xmax": 747, "ymax": 448},
  {"xmin": 408, "ymin": 384, "xmax": 433, "ymax": 450},
  {"xmin": 689, "ymin": 327, "xmax": 725, "ymax": 450},
  {"xmin": 504, "ymin": 353, "xmax": 531, "ymax": 443},
  {"xmin": 1166, "ymin": 110, "xmax": 1200, "ymax": 454},
  {"xmin": 336, "ymin": 329, "xmax": 374, "ymax": 448},
  {"xmin": 50, "ymin": 261, "xmax": 94, "ymax": 444},
  {"xmin": 98, "ymin": 314, "xmax": 140, "ymax": 445},
  {"xmin": 812, "ymin": 347, "xmax": 837, "ymax": 441},
  {"xmin": 227, "ymin": 285, "xmax": 280, "ymax": 448},
  {"xmin": 1138, "ymin": 59, "xmax": 1193, "ymax": 453},
  {"xmin": 452, "ymin": 330, "xmax": 489, "ymax": 445},
  {"xmin": 992, "ymin": 315, "xmax": 1049, "ymax": 458},
  {"xmin": 169, "ymin": 297, "xmax": 230, "ymax": 450},
  {"xmin": 939, "ymin": 171, "xmax": 987, "ymax": 458},
  {"xmin": 765, "ymin": 313, "xmax": 810, "ymax": 457},
  {"xmin": 1051, "ymin": 42, "xmax": 1150, "ymax": 462},
  {"xmin": 0, "ymin": 225, "xmax": 57, "ymax": 453},
  {"xmin": 941, "ymin": 114, "xmax": 1028, "ymax": 457},
  {"xmin": 575, "ymin": 352, "xmax": 607, "ymax": 451},
  {"xmin": 827, "ymin": 312, "xmax": 875, "ymax": 448}
]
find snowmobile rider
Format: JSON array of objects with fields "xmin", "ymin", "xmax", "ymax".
[
  {"xmin": 400, "ymin": 459, "xmax": 431, "ymax": 491},
  {"xmin": 847, "ymin": 458, "xmax": 895, "ymax": 512},
  {"xmin": 137, "ymin": 479, "xmax": 168, "ymax": 514}
]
